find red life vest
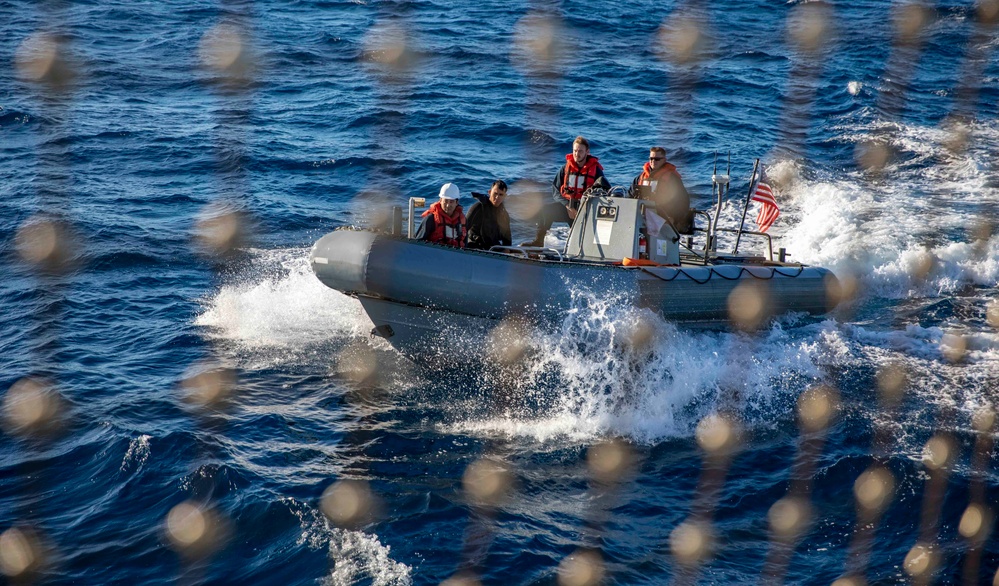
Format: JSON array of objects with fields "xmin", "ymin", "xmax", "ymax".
[
  {"xmin": 560, "ymin": 154, "xmax": 604, "ymax": 201},
  {"xmin": 638, "ymin": 161, "xmax": 680, "ymax": 194},
  {"xmin": 422, "ymin": 201, "xmax": 466, "ymax": 247}
]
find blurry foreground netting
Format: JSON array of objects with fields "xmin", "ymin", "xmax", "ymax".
[
  {"xmin": 2, "ymin": 378, "xmax": 65, "ymax": 438},
  {"xmin": 14, "ymin": 216, "xmax": 81, "ymax": 275},
  {"xmin": 320, "ymin": 480, "xmax": 381, "ymax": 531},
  {"xmin": 485, "ymin": 316, "xmax": 532, "ymax": 367},
  {"xmin": 941, "ymin": 331, "xmax": 969, "ymax": 364},
  {"xmin": 962, "ymin": 408, "xmax": 997, "ymax": 584},
  {"xmin": 587, "ymin": 438, "xmax": 638, "ymax": 487},
  {"xmin": 445, "ymin": 456, "xmax": 517, "ymax": 581},
  {"xmin": 462, "ymin": 457, "xmax": 516, "ymax": 510},
  {"xmin": 166, "ymin": 10, "xmax": 259, "ymax": 580},
  {"xmin": 557, "ymin": 549, "xmax": 605, "ymax": 586},
  {"xmin": 180, "ymin": 362, "xmax": 238, "ymax": 410},
  {"xmin": 777, "ymin": 1, "xmax": 834, "ymax": 158},
  {"xmin": 5, "ymin": 12, "xmax": 82, "ymax": 586},
  {"xmin": 838, "ymin": 363, "xmax": 907, "ymax": 581},
  {"xmin": 198, "ymin": 22, "xmax": 256, "ymax": 87},
  {"xmin": 511, "ymin": 6, "xmax": 563, "ymax": 180},
  {"xmin": 164, "ymin": 501, "xmax": 231, "ymax": 560},
  {"xmin": 726, "ymin": 281, "xmax": 773, "ymax": 333},
  {"xmin": 336, "ymin": 340, "xmax": 379, "ymax": 384},
  {"xmin": 657, "ymin": 10, "xmax": 710, "ymax": 67},
  {"xmin": 669, "ymin": 414, "xmax": 741, "ymax": 584},
  {"xmin": 948, "ymin": 0, "xmax": 999, "ymax": 123},
  {"xmin": 14, "ymin": 31, "xmax": 76, "ymax": 91},
  {"xmin": 192, "ymin": 204, "xmax": 253, "ymax": 259},
  {"xmin": 857, "ymin": 0, "xmax": 935, "ymax": 172},
  {"xmin": 0, "ymin": 526, "xmax": 50, "ymax": 582},
  {"xmin": 363, "ymin": 17, "xmax": 420, "ymax": 76},
  {"xmin": 903, "ymin": 434, "xmax": 957, "ymax": 585},
  {"xmin": 762, "ymin": 386, "xmax": 839, "ymax": 584},
  {"xmin": 6, "ymin": 3, "xmax": 999, "ymax": 585},
  {"xmin": 655, "ymin": 1, "xmax": 711, "ymax": 164},
  {"xmin": 439, "ymin": 573, "xmax": 482, "ymax": 586},
  {"xmin": 557, "ymin": 439, "xmax": 641, "ymax": 585},
  {"xmin": 825, "ymin": 270, "xmax": 861, "ymax": 319},
  {"xmin": 505, "ymin": 180, "xmax": 550, "ymax": 232},
  {"xmin": 512, "ymin": 10, "xmax": 564, "ymax": 75}
]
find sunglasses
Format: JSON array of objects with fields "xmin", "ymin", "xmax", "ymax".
[{"xmin": 649, "ymin": 156, "xmax": 664, "ymax": 161}]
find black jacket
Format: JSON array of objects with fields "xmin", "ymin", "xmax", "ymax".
[{"xmin": 465, "ymin": 193, "xmax": 511, "ymax": 250}]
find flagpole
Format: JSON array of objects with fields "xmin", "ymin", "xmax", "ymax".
[
  {"xmin": 711, "ymin": 152, "xmax": 718, "ymax": 252},
  {"xmin": 734, "ymin": 158, "xmax": 760, "ymax": 254}
]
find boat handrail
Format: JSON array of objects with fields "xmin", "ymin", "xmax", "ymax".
[
  {"xmin": 713, "ymin": 227, "xmax": 774, "ymax": 261},
  {"xmin": 677, "ymin": 210, "xmax": 714, "ymax": 266},
  {"xmin": 407, "ymin": 198, "xmax": 427, "ymax": 238},
  {"xmin": 491, "ymin": 245, "xmax": 564, "ymax": 261},
  {"xmin": 693, "ymin": 209, "xmax": 714, "ymax": 262}
]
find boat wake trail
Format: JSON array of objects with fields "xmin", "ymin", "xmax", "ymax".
[{"xmin": 442, "ymin": 288, "xmax": 838, "ymax": 446}]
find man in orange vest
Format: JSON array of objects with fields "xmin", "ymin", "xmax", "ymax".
[
  {"xmin": 524, "ymin": 136, "xmax": 607, "ymax": 247},
  {"xmin": 631, "ymin": 146, "xmax": 692, "ymax": 233},
  {"xmin": 415, "ymin": 183, "xmax": 466, "ymax": 247}
]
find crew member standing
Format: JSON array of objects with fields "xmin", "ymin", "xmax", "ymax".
[
  {"xmin": 525, "ymin": 136, "xmax": 607, "ymax": 247},
  {"xmin": 465, "ymin": 180, "xmax": 511, "ymax": 251},
  {"xmin": 415, "ymin": 182, "xmax": 466, "ymax": 247}
]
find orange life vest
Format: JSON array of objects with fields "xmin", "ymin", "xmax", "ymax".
[
  {"xmin": 560, "ymin": 154, "xmax": 604, "ymax": 201},
  {"xmin": 638, "ymin": 161, "xmax": 680, "ymax": 194},
  {"xmin": 422, "ymin": 201, "xmax": 466, "ymax": 247}
]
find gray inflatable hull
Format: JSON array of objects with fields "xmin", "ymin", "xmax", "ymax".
[{"xmin": 310, "ymin": 229, "xmax": 836, "ymax": 354}]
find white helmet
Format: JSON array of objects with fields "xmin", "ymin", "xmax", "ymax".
[{"xmin": 438, "ymin": 183, "xmax": 460, "ymax": 201}]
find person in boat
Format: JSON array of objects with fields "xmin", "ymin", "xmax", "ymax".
[
  {"xmin": 524, "ymin": 135, "xmax": 608, "ymax": 247},
  {"xmin": 465, "ymin": 179, "xmax": 512, "ymax": 251},
  {"xmin": 415, "ymin": 182, "xmax": 466, "ymax": 247},
  {"xmin": 631, "ymin": 146, "xmax": 693, "ymax": 234}
]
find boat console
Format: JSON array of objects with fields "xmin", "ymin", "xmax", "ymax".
[{"xmin": 564, "ymin": 194, "xmax": 680, "ymax": 265}]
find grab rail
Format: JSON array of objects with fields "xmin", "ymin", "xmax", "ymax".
[
  {"xmin": 713, "ymin": 227, "xmax": 774, "ymax": 261},
  {"xmin": 491, "ymin": 245, "xmax": 564, "ymax": 261},
  {"xmin": 407, "ymin": 197, "xmax": 426, "ymax": 238}
]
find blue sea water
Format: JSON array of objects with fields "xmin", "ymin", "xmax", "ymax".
[{"xmin": 2, "ymin": 0, "xmax": 999, "ymax": 584}]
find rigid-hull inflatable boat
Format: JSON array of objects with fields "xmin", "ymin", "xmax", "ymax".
[{"xmin": 311, "ymin": 192, "xmax": 838, "ymax": 356}]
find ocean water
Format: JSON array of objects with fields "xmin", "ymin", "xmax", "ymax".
[{"xmin": 2, "ymin": 1, "xmax": 999, "ymax": 584}]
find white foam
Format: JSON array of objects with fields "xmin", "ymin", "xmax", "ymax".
[
  {"xmin": 195, "ymin": 248, "xmax": 373, "ymax": 350},
  {"xmin": 120, "ymin": 434, "xmax": 151, "ymax": 472},
  {"xmin": 323, "ymin": 530, "xmax": 412, "ymax": 586},
  {"xmin": 715, "ymin": 119, "xmax": 999, "ymax": 309},
  {"xmin": 290, "ymin": 499, "xmax": 412, "ymax": 586},
  {"xmin": 446, "ymin": 292, "xmax": 832, "ymax": 445}
]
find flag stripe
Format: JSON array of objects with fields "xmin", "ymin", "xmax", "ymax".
[{"xmin": 750, "ymin": 167, "xmax": 779, "ymax": 233}]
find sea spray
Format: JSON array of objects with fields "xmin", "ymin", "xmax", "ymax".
[{"xmin": 444, "ymin": 288, "xmax": 831, "ymax": 445}]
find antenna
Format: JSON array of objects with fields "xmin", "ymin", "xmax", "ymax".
[{"xmin": 711, "ymin": 152, "xmax": 730, "ymax": 253}]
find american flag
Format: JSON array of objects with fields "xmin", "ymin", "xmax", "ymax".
[{"xmin": 751, "ymin": 167, "xmax": 779, "ymax": 233}]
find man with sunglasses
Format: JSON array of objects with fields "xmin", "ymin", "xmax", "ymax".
[
  {"xmin": 632, "ymin": 147, "xmax": 680, "ymax": 195},
  {"xmin": 632, "ymin": 147, "xmax": 692, "ymax": 233}
]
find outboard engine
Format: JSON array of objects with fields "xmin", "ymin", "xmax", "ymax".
[{"xmin": 565, "ymin": 194, "xmax": 680, "ymax": 264}]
